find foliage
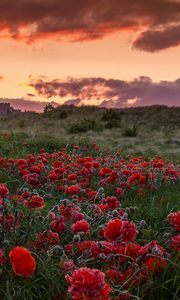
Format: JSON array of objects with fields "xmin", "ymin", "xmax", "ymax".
[
  {"xmin": 122, "ymin": 125, "xmax": 138, "ymax": 137},
  {"xmin": 0, "ymin": 105, "xmax": 180, "ymax": 155},
  {"xmin": 102, "ymin": 109, "xmax": 121, "ymax": 121},
  {"xmin": 102, "ymin": 109, "xmax": 121, "ymax": 129},
  {"xmin": 67, "ymin": 118, "xmax": 96, "ymax": 134},
  {"xmin": 43, "ymin": 103, "xmax": 55, "ymax": 113},
  {"xmin": 58, "ymin": 109, "xmax": 68, "ymax": 119}
]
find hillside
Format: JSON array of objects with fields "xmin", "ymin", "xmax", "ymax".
[{"xmin": 0, "ymin": 105, "xmax": 180, "ymax": 157}]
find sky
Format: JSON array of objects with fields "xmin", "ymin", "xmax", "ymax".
[{"xmin": 0, "ymin": 0, "xmax": 180, "ymax": 111}]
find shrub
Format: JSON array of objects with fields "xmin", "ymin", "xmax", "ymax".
[
  {"xmin": 67, "ymin": 118, "xmax": 96, "ymax": 134},
  {"xmin": 104, "ymin": 119, "xmax": 120, "ymax": 129},
  {"xmin": 43, "ymin": 103, "xmax": 54, "ymax": 113},
  {"xmin": 102, "ymin": 109, "xmax": 121, "ymax": 121},
  {"xmin": 122, "ymin": 125, "xmax": 138, "ymax": 137},
  {"xmin": 102, "ymin": 109, "xmax": 121, "ymax": 129},
  {"xmin": 58, "ymin": 109, "xmax": 68, "ymax": 119}
]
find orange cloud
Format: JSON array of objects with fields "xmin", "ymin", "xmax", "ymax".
[{"xmin": 0, "ymin": 0, "xmax": 180, "ymax": 51}]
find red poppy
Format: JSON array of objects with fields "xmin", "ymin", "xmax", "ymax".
[
  {"xmin": 167, "ymin": 211, "xmax": 180, "ymax": 231},
  {"xmin": 72, "ymin": 220, "xmax": 90, "ymax": 234},
  {"xmin": 99, "ymin": 167, "xmax": 112, "ymax": 176},
  {"xmin": 32, "ymin": 230, "xmax": 59, "ymax": 248},
  {"xmin": 170, "ymin": 235, "xmax": 180, "ymax": 252},
  {"xmin": 142, "ymin": 256, "xmax": 166, "ymax": 273},
  {"xmin": 66, "ymin": 185, "xmax": 80, "ymax": 195},
  {"xmin": 50, "ymin": 219, "xmax": 65, "ymax": 233},
  {"xmin": 0, "ymin": 184, "xmax": 9, "ymax": 198},
  {"xmin": 104, "ymin": 219, "xmax": 138, "ymax": 242},
  {"xmin": 67, "ymin": 174, "xmax": 77, "ymax": 181},
  {"xmin": 66, "ymin": 267, "xmax": 111, "ymax": 300},
  {"xmin": 9, "ymin": 246, "xmax": 36, "ymax": 277},
  {"xmin": 24, "ymin": 195, "xmax": 45, "ymax": 210}
]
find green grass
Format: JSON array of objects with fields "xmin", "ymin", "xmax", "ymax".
[{"xmin": 0, "ymin": 105, "xmax": 179, "ymax": 157}]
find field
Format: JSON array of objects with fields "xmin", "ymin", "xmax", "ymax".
[
  {"xmin": 0, "ymin": 106, "xmax": 179, "ymax": 300},
  {"xmin": 0, "ymin": 105, "xmax": 180, "ymax": 157}
]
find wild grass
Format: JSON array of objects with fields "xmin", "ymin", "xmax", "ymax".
[{"xmin": 0, "ymin": 105, "xmax": 179, "ymax": 158}]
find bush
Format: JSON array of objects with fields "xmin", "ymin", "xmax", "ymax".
[
  {"xmin": 43, "ymin": 103, "xmax": 54, "ymax": 113},
  {"xmin": 58, "ymin": 109, "xmax": 68, "ymax": 119},
  {"xmin": 67, "ymin": 118, "xmax": 96, "ymax": 134},
  {"xmin": 102, "ymin": 109, "xmax": 121, "ymax": 121},
  {"xmin": 102, "ymin": 109, "xmax": 121, "ymax": 129},
  {"xmin": 104, "ymin": 119, "xmax": 120, "ymax": 129},
  {"xmin": 122, "ymin": 125, "xmax": 138, "ymax": 137}
]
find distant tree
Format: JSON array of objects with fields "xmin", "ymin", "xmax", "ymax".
[{"xmin": 43, "ymin": 103, "xmax": 54, "ymax": 113}]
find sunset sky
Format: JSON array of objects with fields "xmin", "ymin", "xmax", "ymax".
[{"xmin": 0, "ymin": 0, "xmax": 180, "ymax": 110}]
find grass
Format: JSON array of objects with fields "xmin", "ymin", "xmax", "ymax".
[{"xmin": 0, "ymin": 105, "xmax": 179, "ymax": 157}]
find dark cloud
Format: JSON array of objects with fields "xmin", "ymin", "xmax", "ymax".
[
  {"xmin": 26, "ymin": 93, "xmax": 35, "ymax": 97},
  {"xmin": 0, "ymin": 0, "xmax": 180, "ymax": 51},
  {"xmin": 133, "ymin": 24, "xmax": 180, "ymax": 52},
  {"xmin": 63, "ymin": 98, "xmax": 81, "ymax": 106},
  {"xmin": 29, "ymin": 76, "xmax": 180, "ymax": 107},
  {"xmin": 0, "ymin": 76, "xmax": 4, "ymax": 80}
]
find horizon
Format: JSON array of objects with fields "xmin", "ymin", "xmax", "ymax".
[
  {"xmin": 0, "ymin": 0, "xmax": 180, "ymax": 110},
  {"xmin": 0, "ymin": 97, "xmax": 180, "ymax": 113}
]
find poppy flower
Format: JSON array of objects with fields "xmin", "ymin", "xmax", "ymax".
[
  {"xmin": 24, "ymin": 195, "xmax": 45, "ymax": 210},
  {"xmin": 67, "ymin": 174, "xmax": 77, "ymax": 181},
  {"xmin": 32, "ymin": 230, "xmax": 59, "ymax": 248},
  {"xmin": 104, "ymin": 219, "xmax": 138, "ymax": 242},
  {"xmin": 72, "ymin": 220, "xmax": 90, "ymax": 234},
  {"xmin": 0, "ymin": 184, "xmax": 9, "ymax": 198},
  {"xmin": 66, "ymin": 267, "xmax": 111, "ymax": 300},
  {"xmin": 167, "ymin": 211, "xmax": 180, "ymax": 231},
  {"xmin": 142, "ymin": 256, "xmax": 166, "ymax": 273},
  {"xmin": 66, "ymin": 185, "xmax": 80, "ymax": 195},
  {"xmin": 9, "ymin": 246, "xmax": 36, "ymax": 277},
  {"xmin": 50, "ymin": 219, "xmax": 65, "ymax": 233},
  {"xmin": 170, "ymin": 235, "xmax": 180, "ymax": 252},
  {"xmin": 99, "ymin": 167, "xmax": 112, "ymax": 176}
]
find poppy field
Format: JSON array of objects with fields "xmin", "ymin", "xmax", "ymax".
[{"xmin": 0, "ymin": 141, "xmax": 179, "ymax": 300}]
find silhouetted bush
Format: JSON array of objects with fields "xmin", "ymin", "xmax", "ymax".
[
  {"xmin": 102, "ymin": 109, "xmax": 121, "ymax": 128},
  {"xmin": 67, "ymin": 118, "xmax": 96, "ymax": 134},
  {"xmin": 43, "ymin": 103, "xmax": 55, "ymax": 113},
  {"xmin": 58, "ymin": 110, "xmax": 68, "ymax": 119},
  {"xmin": 102, "ymin": 109, "xmax": 121, "ymax": 121}
]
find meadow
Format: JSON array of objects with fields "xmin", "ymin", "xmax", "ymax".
[
  {"xmin": 0, "ymin": 105, "xmax": 180, "ymax": 157},
  {"xmin": 0, "ymin": 105, "xmax": 179, "ymax": 300}
]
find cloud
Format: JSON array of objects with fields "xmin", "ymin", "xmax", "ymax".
[
  {"xmin": 26, "ymin": 93, "xmax": 35, "ymax": 97},
  {"xmin": 0, "ymin": 0, "xmax": 180, "ymax": 51},
  {"xmin": 29, "ymin": 76, "xmax": 180, "ymax": 107},
  {"xmin": 0, "ymin": 76, "xmax": 4, "ymax": 81},
  {"xmin": 62, "ymin": 98, "xmax": 81, "ymax": 106},
  {"xmin": 133, "ymin": 24, "xmax": 180, "ymax": 52}
]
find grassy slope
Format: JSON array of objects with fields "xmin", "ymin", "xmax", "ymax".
[{"xmin": 0, "ymin": 105, "xmax": 179, "ymax": 158}]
